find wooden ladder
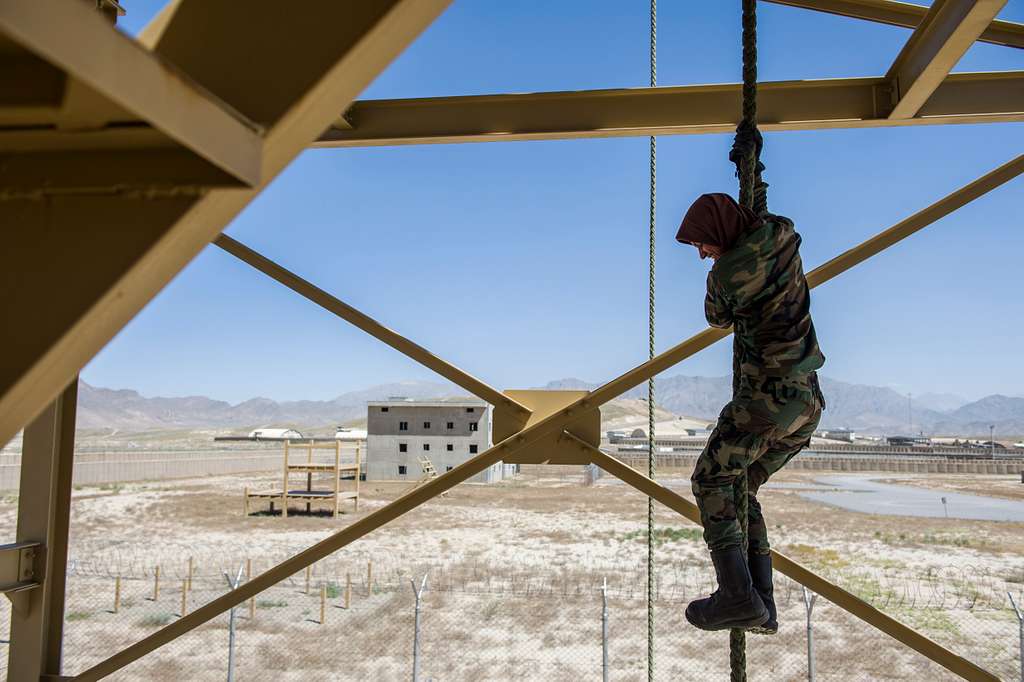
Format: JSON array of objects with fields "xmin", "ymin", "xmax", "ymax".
[{"xmin": 416, "ymin": 455, "xmax": 447, "ymax": 497}]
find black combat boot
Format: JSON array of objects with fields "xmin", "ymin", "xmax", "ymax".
[
  {"xmin": 685, "ymin": 547, "xmax": 768, "ymax": 631},
  {"xmin": 748, "ymin": 552, "xmax": 777, "ymax": 635}
]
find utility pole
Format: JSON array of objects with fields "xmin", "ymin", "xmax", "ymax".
[{"xmin": 990, "ymin": 424, "xmax": 996, "ymax": 458}]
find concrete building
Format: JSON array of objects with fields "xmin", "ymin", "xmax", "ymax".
[
  {"xmin": 365, "ymin": 397, "xmax": 510, "ymax": 483},
  {"xmin": 822, "ymin": 428, "xmax": 857, "ymax": 442}
]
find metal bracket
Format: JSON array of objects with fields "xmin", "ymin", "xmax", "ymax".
[
  {"xmin": 493, "ymin": 390, "xmax": 601, "ymax": 465},
  {"xmin": 1, "ymin": 541, "xmax": 44, "ymax": 612}
]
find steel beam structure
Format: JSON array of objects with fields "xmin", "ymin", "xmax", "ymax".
[
  {"xmin": 884, "ymin": 0, "xmax": 1007, "ymax": 119},
  {"xmin": 7, "ymin": 379, "xmax": 78, "ymax": 681},
  {"xmin": 71, "ymin": 153, "xmax": 1023, "ymax": 681},
  {"xmin": 762, "ymin": 0, "xmax": 1024, "ymax": 48},
  {"xmin": 213, "ymin": 234, "xmax": 532, "ymax": 423},
  {"xmin": 0, "ymin": 0, "xmax": 454, "ymax": 450},
  {"xmin": 0, "ymin": 0, "xmax": 262, "ymax": 185},
  {"xmin": 315, "ymin": 71, "xmax": 1024, "ymax": 148}
]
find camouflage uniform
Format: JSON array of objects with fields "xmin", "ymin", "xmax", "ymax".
[{"xmin": 692, "ymin": 215, "xmax": 826, "ymax": 554}]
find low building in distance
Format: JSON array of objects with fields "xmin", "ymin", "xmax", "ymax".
[
  {"xmin": 365, "ymin": 397, "xmax": 510, "ymax": 483},
  {"xmin": 247, "ymin": 427, "xmax": 302, "ymax": 441}
]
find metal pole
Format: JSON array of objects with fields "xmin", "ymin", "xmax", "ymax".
[
  {"xmin": 990, "ymin": 425, "xmax": 996, "ymax": 458},
  {"xmin": 411, "ymin": 573, "xmax": 428, "ymax": 682},
  {"xmin": 224, "ymin": 564, "xmax": 245, "ymax": 682},
  {"xmin": 803, "ymin": 586, "xmax": 818, "ymax": 682},
  {"xmin": 1009, "ymin": 592, "xmax": 1023, "ymax": 682},
  {"xmin": 602, "ymin": 577, "xmax": 609, "ymax": 682}
]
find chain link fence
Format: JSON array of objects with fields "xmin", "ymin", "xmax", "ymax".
[{"xmin": 4, "ymin": 554, "xmax": 1011, "ymax": 681}]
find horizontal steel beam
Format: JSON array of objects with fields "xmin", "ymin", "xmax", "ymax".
[
  {"xmin": 73, "ymin": 152, "xmax": 1024, "ymax": 681},
  {"xmin": 762, "ymin": 0, "xmax": 1024, "ymax": 48},
  {"xmin": 214, "ymin": 234, "xmax": 532, "ymax": 422},
  {"xmin": 315, "ymin": 72, "xmax": 1024, "ymax": 148},
  {"xmin": 0, "ymin": 0, "xmax": 262, "ymax": 186},
  {"xmin": 884, "ymin": 0, "xmax": 1007, "ymax": 119}
]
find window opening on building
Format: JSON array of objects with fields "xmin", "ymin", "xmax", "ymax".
[
  {"xmin": 469, "ymin": 444, "xmax": 478, "ymax": 454},
  {"xmin": 399, "ymin": 443, "xmax": 407, "ymax": 453},
  {"xmin": 399, "ymin": 421, "xmax": 408, "ymax": 431},
  {"xmin": 398, "ymin": 465, "xmax": 407, "ymax": 475}
]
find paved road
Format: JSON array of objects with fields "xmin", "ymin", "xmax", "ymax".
[{"xmin": 796, "ymin": 474, "xmax": 1024, "ymax": 522}]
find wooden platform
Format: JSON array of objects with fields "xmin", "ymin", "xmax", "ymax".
[
  {"xmin": 286, "ymin": 462, "xmax": 359, "ymax": 474},
  {"xmin": 243, "ymin": 439, "xmax": 362, "ymax": 518}
]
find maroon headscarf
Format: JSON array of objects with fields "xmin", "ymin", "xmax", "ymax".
[{"xmin": 675, "ymin": 193, "xmax": 762, "ymax": 251}]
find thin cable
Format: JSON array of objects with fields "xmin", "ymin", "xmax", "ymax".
[{"xmin": 646, "ymin": 1, "xmax": 657, "ymax": 680}]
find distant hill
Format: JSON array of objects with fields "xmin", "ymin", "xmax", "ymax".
[
  {"xmin": 542, "ymin": 377, "xmax": 1022, "ymax": 437},
  {"xmin": 76, "ymin": 380, "xmax": 462, "ymax": 431},
  {"xmin": 75, "ymin": 376, "xmax": 1024, "ymax": 437}
]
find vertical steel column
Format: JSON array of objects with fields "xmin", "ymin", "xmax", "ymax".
[{"xmin": 6, "ymin": 378, "xmax": 78, "ymax": 681}]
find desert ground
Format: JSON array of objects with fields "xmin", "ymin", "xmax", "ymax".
[{"xmin": 1, "ymin": 466, "xmax": 1021, "ymax": 680}]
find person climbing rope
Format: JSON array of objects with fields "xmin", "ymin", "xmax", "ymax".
[{"xmin": 675, "ymin": 193, "xmax": 826, "ymax": 634}]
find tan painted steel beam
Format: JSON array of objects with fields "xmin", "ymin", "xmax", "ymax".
[
  {"xmin": 315, "ymin": 72, "xmax": 1024, "ymax": 148},
  {"xmin": 7, "ymin": 379, "xmax": 78, "ymax": 681},
  {"xmin": 574, "ymin": 439, "xmax": 997, "ymax": 681},
  {"xmin": 762, "ymin": 0, "xmax": 1024, "ymax": 48},
  {"xmin": 884, "ymin": 0, "xmax": 1007, "ymax": 119},
  {"xmin": 0, "ymin": 0, "xmax": 262, "ymax": 185},
  {"xmin": 72, "ymin": 153, "xmax": 1024, "ymax": 681},
  {"xmin": 0, "ymin": 0, "xmax": 453, "ymax": 450},
  {"xmin": 214, "ymin": 235, "xmax": 532, "ymax": 422}
]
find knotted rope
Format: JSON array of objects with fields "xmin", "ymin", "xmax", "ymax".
[{"xmin": 729, "ymin": 1, "xmax": 767, "ymax": 680}]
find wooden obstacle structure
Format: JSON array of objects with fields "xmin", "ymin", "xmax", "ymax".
[{"xmin": 244, "ymin": 440, "xmax": 361, "ymax": 518}]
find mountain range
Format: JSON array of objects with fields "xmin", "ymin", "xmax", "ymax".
[{"xmin": 75, "ymin": 376, "xmax": 1024, "ymax": 437}]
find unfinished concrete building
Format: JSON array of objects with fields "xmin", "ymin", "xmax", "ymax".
[{"xmin": 365, "ymin": 398, "xmax": 509, "ymax": 482}]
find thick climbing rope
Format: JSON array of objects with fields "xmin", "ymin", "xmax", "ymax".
[
  {"xmin": 729, "ymin": 1, "xmax": 766, "ymax": 681},
  {"xmin": 645, "ymin": 1, "xmax": 657, "ymax": 681}
]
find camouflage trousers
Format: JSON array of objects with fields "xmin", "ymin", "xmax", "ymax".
[{"xmin": 691, "ymin": 372, "xmax": 824, "ymax": 554}]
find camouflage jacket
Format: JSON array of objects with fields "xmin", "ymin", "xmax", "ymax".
[{"xmin": 705, "ymin": 215, "xmax": 825, "ymax": 386}]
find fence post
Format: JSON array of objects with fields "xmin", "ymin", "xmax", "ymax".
[
  {"xmin": 225, "ymin": 564, "xmax": 245, "ymax": 682},
  {"xmin": 180, "ymin": 579, "xmax": 188, "ymax": 617},
  {"xmin": 320, "ymin": 583, "xmax": 327, "ymax": 624},
  {"xmin": 1009, "ymin": 592, "xmax": 1023, "ymax": 682},
  {"xmin": 367, "ymin": 560, "xmax": 373, "ymax": 596},
  {"xmin": 113, "ymin": 576, "xmax": 121, "ymax": 614},
  {"xmin": 410, "ymin": 572, "xmax": 428, "ymax": 682},
  {"xmin": 247, "ymin": 559, "xmax": 254, "ymax": 620},
  {"xmin": 345, "ymin": 573, "xmax": 352, "ymax": 609},
  {"xmin": 187, "ymin": 556, "xmax": 194, "ymax": 592},
  {"xmin": 601, "ymin": 577, "xmax": 609, "ymax": 682},
  {"xmin": 803, "ymin": 586, "xmax": 818, "ymax": 682},
  {"xmin": 153, "ymin": 565, "xmax": 160, "ymax": 601},
  {"xmin": 305, "ymin": 565, "xmax": 311, "ymax": 595}
]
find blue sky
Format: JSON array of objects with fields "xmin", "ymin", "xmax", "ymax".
[{"xmin": 88, "ymin": 1, "xmax": 1024, "ymax": 404}]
